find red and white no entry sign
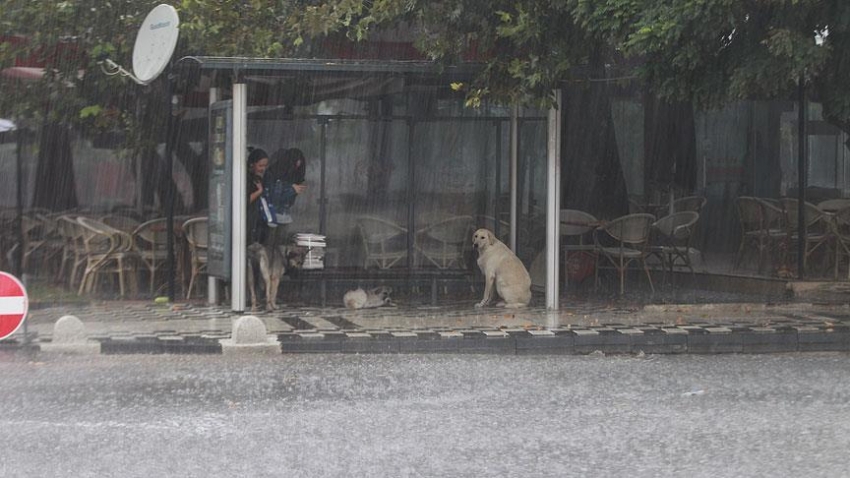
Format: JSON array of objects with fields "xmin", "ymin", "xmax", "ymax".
[{"xmin": 0, "ymin": 271, "xmax": 28, "ymax": 341}]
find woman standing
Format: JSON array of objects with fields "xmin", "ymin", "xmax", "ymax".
[{"xmin": 247, "ymin": 147, "xmax": 270, "ymax": 245}]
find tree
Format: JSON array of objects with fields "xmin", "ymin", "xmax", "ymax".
[
  {"xmin": 0, "ymin": 0, "xmax": 307, "ymax": 212},
  {"xmin": 179, "ymin": 0, "xmax": 305, "ymax": 57},
  {"xmin": 287, "ymin": 0, "xmax": 634, "ymax": 217},
  {"xmin": 286, "ymin": 0, "xmax": 850, "ymax": 210},
  {"xmin": 9, "ymin": 1, "xmax": 845, "ymax": 214},
  {"xmin": 288, "ymin": 0, "xmax": 592, "ymax": 107},
  {"xmin": 574, "ymin": 0, "xmax": 850, "ymax": 144},
  {"xmin": 1, "ymin": 0, "xmax": 164, "ymax": 211}
]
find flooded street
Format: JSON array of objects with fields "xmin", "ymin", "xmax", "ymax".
[{"xmin": 1, "ymin": 353, "xmax": 848, "ymax": 477}]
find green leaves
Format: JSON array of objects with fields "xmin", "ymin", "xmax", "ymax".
[
  {"xmin": 3, "ymin": 0, "xmax": 850, "ymax": 136},
  {"xmin": 79, "ymin": 105, "xmax": 103, "ymax": 119}
]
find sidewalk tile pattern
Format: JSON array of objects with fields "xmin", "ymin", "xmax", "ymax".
[{"xmin": 1, "ymin": 300, "xmax": 848, "ymax": 355}]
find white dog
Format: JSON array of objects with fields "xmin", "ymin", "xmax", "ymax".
[
  {"xmin": 471, "ymin": 228, "xmax": 531, "ymax": 308},
  {"xmin": 343, "ymin": 286, "xmax": 393, "ymax": 309}
]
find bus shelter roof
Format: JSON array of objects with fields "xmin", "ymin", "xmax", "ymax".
[{"xmin": 175, "ymin": 56, "xmax": 483, "ymax": 81}]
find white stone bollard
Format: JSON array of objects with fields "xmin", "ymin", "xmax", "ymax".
[
  {"xmin": 219, "ymin": 315, "xmax": 280, "ymax": 355},
  {"xmin": 40, "ymin": 315, "xmax": 101, "ymax": 354}
]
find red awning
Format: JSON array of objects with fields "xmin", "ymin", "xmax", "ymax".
[{"xmin": 0, "ymin": 66, "xmax": 44, "ymax": 81}]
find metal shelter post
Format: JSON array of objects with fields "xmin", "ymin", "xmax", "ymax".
[
  {"xmin": 407, "ymin": 118, "xmax": 416, "ymax": 268},
  {"xmin": 208, "ymin": 87, "xmax": 221, "ymax": 304},
  {"xmin": 494, "ymin": 120, "xmax": 502, "ymax": 239},
  {"xmin": 231, "ymin": 82, "xmax": 247, "ymax": 312},
  {"xmin": 797, "ymin": 77, "xmax": 808, "ymax": 279},
  {"xmin": 319, "ymin": 118, "xmax": 328, "ymax": 235},
  {"xmin": 13, "ymin": 126, "xmax": 23, "ymax": 277},
  {"xmin": 165, "ymin": 69, "xmax": 177, "ymax": 302},
  {"xmin": 546, "ymin": 90, "xmax": 562, "ymax": 311},
  {"xmin": 509, "ymin": 104, "xmax": 519, "ymax": 251}
]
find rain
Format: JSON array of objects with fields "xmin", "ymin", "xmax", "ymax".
[
  {"xmin": 3, "ymin": 60, "xmax": 845, "ymax": 307},
  {"xmin": 2, "ymin": 2, "xmax": 850, "ymax": 476},
  {"xmin": 2, "ymin": 3, "xmax": 848, "ymax": 309}
]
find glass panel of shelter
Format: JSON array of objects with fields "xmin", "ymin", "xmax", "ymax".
[{"xmin": 240, "ymin": 93, "xmax": 549, "ymax": 274}]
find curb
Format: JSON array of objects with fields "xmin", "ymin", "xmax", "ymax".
[{"xmin": 8, "ymin": 324, "xmax": 849, "ymax": 355}]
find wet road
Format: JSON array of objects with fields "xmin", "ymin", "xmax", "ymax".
[{"xmin": 1, "ymin": 352, "xmax": 848, "ymax": 477}]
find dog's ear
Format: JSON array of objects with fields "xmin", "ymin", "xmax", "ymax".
[
  {"xmin": 485, "ymin": 229, "xmax": 496, "ymax": 245},
  {"xmin": 287, "ymin": 246, "xmax": 307, "ymax": 259}
]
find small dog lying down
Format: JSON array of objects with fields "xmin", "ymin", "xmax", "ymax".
[
  {"xmin": 343, "ymin": 286, "xmax": 393, "ymax": 309},
  {"xmin": 247, "ymin": 243, "xmax": 305, "ymax": 311},
  {"xmin": 471, "ymin": 228, "xmax": 531, "ymax": 308}
]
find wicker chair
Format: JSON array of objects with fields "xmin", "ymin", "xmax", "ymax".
[
  {"xmin": 594, "ymin": 213, "xmax": 656, "ymax": 295},
  {"xmin": 356, "ymin": 216, "xmax": 408, "ymax": 269},
  {"xmin": 182, "ymin": 217, "xmax": 208, "ymax": 299},
  {"xmin": 831, "ymin": 206, "xmax": 850, "ymax": 279},
  {"xmin": 55, "ymin": 215, "xmax": 89, "ymax": 288},
  {"xmin": 781, "ymin": 198, "xmax": 833, "ymax": 276},
  {"xmin": 76, "ymin": 217, "xmax": 138, "ymax": 297},
  {"xmin": 415, "ymin": 215, "xmax": 474, "ymax": 269},
  {"xmin": 650, "ymin": 211, "xmax": 700, "ymax": 285},
  {"xmin": 655, "ymin": 195, "xmax": 706, "ymax": 217},
  {"xmin": 132, "ymin": 218, "xmax": 172, "ymax": 294},
  {"xmin": 100, "ymin": 214, "xmax": 142, "ymax": 233},
  {"xmin": 734, "ymin": 197, "xmax": 785, "ymax": 274}
]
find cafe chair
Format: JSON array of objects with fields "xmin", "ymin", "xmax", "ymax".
[
  {"xmin": 415, "ymin": 215, "xmax": 474, "ymax": 269},
  {"xmin": 100, "ymin": 214, "xmax": 142, "ymax": 233},
  {"xmin": 734, "ymin": 196, "xmax": 785, "ymax": 274},
  {"xmin": 76, "ymin": 217, "xmax": 138, "ymax": 297},
  {"xmin": 356, "ymin": 216, "xmax": 409, "ymax": 269},
  {"xmin": 132, "ymin": 218, "xmax": 172, "ymax": 295},
  {"xmin": 560, "ymin": 209, "xmax": 598, "ymax": 287},
  {"xmin": 594, "ymin": 213, "xmax": 656, "ymax": 295},
  {"xmin": 650, "ymin": 211, "xmax": 700, "ymax": 285},
  {"xmin": 55, "ymin": 214, "xmax": 88, "ymax": 288},
  {"xmin": 780, "ymin": 198, "xmax": 833, "ymax": 276},
  {"xmin": 655, "ymin": 195, "xmax": 706, "ymax": 217},
  {"xmin": 182, "ymin": 217, "xmax": 208, "ymax": 299}
]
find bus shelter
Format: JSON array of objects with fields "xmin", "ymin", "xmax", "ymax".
[{"xmin": 174, "ymin": 57, "xmax": 563, "ymax": 312}]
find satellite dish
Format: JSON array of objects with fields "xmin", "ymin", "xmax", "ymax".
[{"xmin": 131, "ymin": 4, "xmax": 180, "ymax": 85}]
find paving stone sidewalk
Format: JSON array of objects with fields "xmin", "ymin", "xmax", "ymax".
[{"xmin": 4, "ymin": 298, "xmax": 850, "ymax": 355}]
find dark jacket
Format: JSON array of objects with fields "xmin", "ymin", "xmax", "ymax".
[{"xmin": 247, "ymin": 174, "xmax": 268, "ymax": 245}]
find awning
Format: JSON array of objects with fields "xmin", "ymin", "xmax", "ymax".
[
  {"xmin": 1, "ymin": 66, "xmax": 44, "ymax": 81},
  {"xmin": 0, "ymin": 66, "xmax": 86, "ymax": 82}
]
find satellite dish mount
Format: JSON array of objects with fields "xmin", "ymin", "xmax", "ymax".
[{"xmin": 100, "ymin": 4, "xmax": 180, "ymax": 85}]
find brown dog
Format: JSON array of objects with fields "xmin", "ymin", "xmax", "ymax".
[
  {"xmin": 247, "ymin": 243, "xmax": 305, "ymax": 311},
  {"xmin": 471, "ymin": 228, "xmax": 531, "ymax": 308}
]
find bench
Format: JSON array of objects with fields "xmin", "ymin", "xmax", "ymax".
[{"xmin": 295, "ymin": 267, "xmax": 478, "ymax": 306}]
